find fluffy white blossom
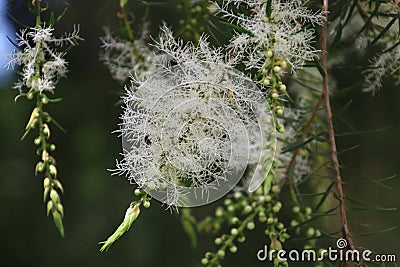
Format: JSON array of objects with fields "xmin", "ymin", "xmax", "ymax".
[
  {"xmin": 100, "ymin": 27, "xmax": 154, "ymax": 83},
  {"xmin": 5, "ymin": 25, "xmax": 81, "ymax": 93},
  {"xmin": 114, "ymin": 27, "xmax": 276, "ymax": 207},
  {"xmin": 363, "ymin": 46, "xmax": 400, "ymax": 94},
  {"xmin": 215, "ymin": 0, "xmax": 324, "ymax": 71}
]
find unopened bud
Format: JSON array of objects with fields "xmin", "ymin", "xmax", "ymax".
[
  {"xmin": 35, "ymin": 161, "xmax": 45, "ymax": 175},
  {"xmin": 57, "ymin": 203, "xmax": 64, "ymax": 217},
  {"xmin": 43, "ymin": 124, "xmax": 50, "ymax": 139},
  {"xmin": 49, "ymin": 165, "xmax": 57, "ymax": 177},
  {"xmin": 143, "ymin": 201, "xmax": 150, "ymax": 208},
  {"xmin": 43, "ymin": 177, "xmax": 51, "ymax": 188},
  {"xmin": 265, "ymin": 50, "xmax": 273, "ymax": 58},
  {"xmin": 42, "ymin": 150, "xmax": 49, "ymax": 162},
  {"xmin": 34, "ymin": 137, "xmax": 41, "ymax": 145},
  {"xmin": 47, "ymin": 200, "xmax": 53, "ymax": 216},
  {"xmin": 50, "ymin": 189, "xmax": 59, "ymax": 203},
  {"xmin": 273, "ymin": 66, "xmax": 281, "ymax": 73},
  {"xmin": 53, "ymin": 179, "xmax": 64, "ymax": 193}
]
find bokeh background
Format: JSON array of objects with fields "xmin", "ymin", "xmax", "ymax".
[{"xmin": 0, "ymin": 1, "xmax": 398, "ymax": 266}]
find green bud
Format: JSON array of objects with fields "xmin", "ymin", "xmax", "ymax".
[
  {"xmin": 306, "ymin": 227, "xmax": 315, "ymax": 237},
  {"xmin": 224, "ymin": 199, "xmax": 232, "ymax": 206},
  {"xmin": 57, "ymin": 203, "xmax": 64, "ymax": 217},
  {"xmin": 43, "ymin": 187, "xmax": 50, "ymax": 202},
  {"xmin": 143, "ymin": 201, "xmax": 150, "ymax": 208},
  {"xmin": 52, "ymin": 210, "xmax": 65, "ymax": 237},
  {"xmin": 50, "ymin": 144, "xmax": 56, "ymax": 151},
  {"xmin": 271, "ymin": 92, "xmax": 279, "ymax": 100},
  {"xmin": 265, "ymin": 50, "xmax": 273, "ymax": 58},
  {"xmin": 49, "ymin": 165, "xmax": 57, "ymax": 177},
  {"xmin": 238, "ymin": 235, "xmax": 246, "ymax": 243},
  {"xmin": 217, "ymin": 250, "xmax": 225, "ymax": 258},
  {"xmin": 305, "ymin": 207, "xmax": 312, "ymax": 215},
  {"xmin": 50, "ymin": 189, "xmax": 60, "ymax": 203},
  {"xmin": 47, "ymin": 200, "xmax": 53, "ymax": 216},
  {"xmin": 201, "ymin": 258, "xmax": 208, "ymax": 265},
  {"xmin": 230, "ymin": 228, "xmax": 239, "ymax": 236},
  {"xmin": 43, "ymin": 177, "xmax": 51, "ymax": 188},
  {"xmin": 273, "ymin": 66, "xmax": 281, "ymax": 73},
  {"xmin": 244, "ymin": 205, "xmax": 252, "ymax": 214},
  {"xmin": 27, "ymin": 92, "xmax": 34, "ymax": 100},
  {"xmin": 231, "ymin": 217, "xmax": 239, "ymax": 224},
  {"xmin": 35, "ymin": 161, "xmax": 45, "ymax": 175},
  {"xmin": 42, "ymin": 150, "xmax": 49, "ymax": 162},
  {"xmin": 53, "ymin": 179, "xmax": 64, "ymax": 193},
  {"xmin": 43, "ymin": 124, "xmax": 50, "ymax": 139},
  {"xmin": 247, "ymin": 221, "xmax": 255, "ymax": 230},
  {"xmin": 271, "ymin": 240, "xmax": 282, "ymax": 251},
  {"xmin": 214, "ymin": 237, "xmax": 222, "ymax": 245},
  {"xmin": 229, "ymin": 245, "xmax": 238, "ymax": 253},
  {"xmin": 263, "ymin": 78, "xmax": 270, "ymax": 86},
  {"xmin": 41, "ymin": 96, "xmax": 48, "ymax": 104},
  {"xmin": 292, "ymin": 206, "xmax": 300, "ymax": 213},
  {"xmin": 215, "ymin": 207, "xmax": 224, "ymax": 217},
  {"xmin": 34, "ymin": 137, "xmax": 41, "ymax": 145}
]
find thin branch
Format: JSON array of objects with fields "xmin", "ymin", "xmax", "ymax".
[
  {"xmin": 284, "ymin": 94, "xmax": 323, "ymax": 204},
  {"xmin": 356, "ymin": 1, "xmax": 379, "ymax": 32},
  {"xmin": 321, "ymin": 1, "xmax": 365, "ymax": 266}
]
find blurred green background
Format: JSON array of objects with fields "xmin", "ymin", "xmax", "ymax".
[{"xmin": 0, "ymin": 1, "xmax": 398, "ymax": 266}]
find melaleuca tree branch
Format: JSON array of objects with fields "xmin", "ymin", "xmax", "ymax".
[{"xmin": 321, "ymin": 1, "xmax": 365, "ymax": 266}]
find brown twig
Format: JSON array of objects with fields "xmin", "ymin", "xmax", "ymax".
[
  {"xmin": 284, "ymin": 94, "xmax": 323, "ymax": 203},
  {"xmin": 321, "ymin": 1, "xmax": 366, "ymax": 266},
  {"xmin": 356, "ymin": 1, "xmax": 379, "ymax": 32}
]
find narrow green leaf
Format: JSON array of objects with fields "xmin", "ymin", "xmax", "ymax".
[
  {"xmin": 314, "ymin": 182, "xmax": 335, "ymax": 212},
  {"xmin": 6, "ymin": 35, "xmax": 21, "ymax": 51},
  {"xmin": 266, "ymin": 0, "xmax": 272, "ymax": 19},
  {"xmin": 313, "ymin": 59, "xmax": 326, "ymax": 77},
  {"xmin": 6, "ymin": 10, "xmax": 30, "ymax": 28},
  {"xmin": 368, "ymin": 16, "xmax": 397, "ymax": 48},
  {"xmin": 220, "ymin": 21, "xmax": 254, "ymax": 37}
]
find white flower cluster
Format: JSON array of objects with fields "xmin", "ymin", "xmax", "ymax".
[
  {"xmin": 215, "ymin": 0, "xmax": 324, "ymax": 71},
  {"xmin": 363, "ymin": 46, "xmax": 400, "ymax": 94},
  {"xmin": 100, "ymin": 27, "xmax": 154, "ymax": 83},
  {"xmin": 114, "ymin": 27, "xmax": 276, "ymax": 207},
  {"xmin": 5, "ymin": 25, "xmax": 81, "ymax": 93}
]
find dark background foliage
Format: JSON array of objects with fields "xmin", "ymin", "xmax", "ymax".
[{"xmin": 0, "ymin": 0, "xmax": 398, "ymax": 266}]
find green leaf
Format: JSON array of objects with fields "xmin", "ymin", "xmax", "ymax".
[
  {"xmin": 266, "ymin": 0, "xmax": 272, "ymax": 19},
  {"xmin": 6, "ymin": 10, "xmax": 30, "ymax": 28},
  {"xmin": 220, "ymin": 21, "xmax": 255, "ymax": 37},
  {"xmin": 263, "ymin": 173, "xmax": 274, "ymax": 195},
  {"xmin": 368, "ymin": 16, "xmax": 398, "ymax": 48},
  {"xmin": 99, "ymin": 202, "xmax": 141, "ymax": 252}
]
